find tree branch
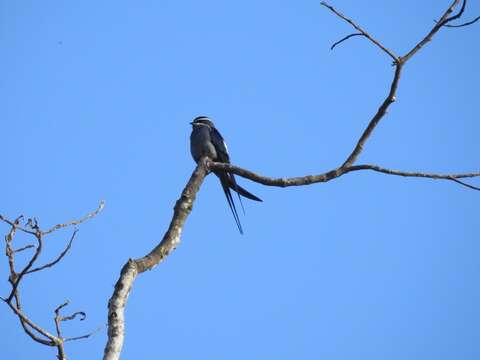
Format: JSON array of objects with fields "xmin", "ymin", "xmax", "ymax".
[
  {"xmin": 2, "ymin": 205, "xmax": 104, "ymax": 359},
  {"xmin": 320, "ymin": 2, "xmax": 399, "ymax": 61},
  {"xmin": 26, "ymin": 230, "xmax": 77, "ymax": 274},
  {"xmin": 330, "ymin": 33, "xmax": 365, "ymax": 50},
  {"xmin": 103, "ymin": 161, "xmax": 209, "ymax": 360},
  {"xmin": 402, "ymin": 0, "xmax": 462, "ymax": 62},
  {"xmin": 442, "ymin": 15, "xmax": 480, "ymax": 27},
  {"xmin": 101, "ymin": 2, "xmax": 478, "ymax": 358},
  {"xmin": 208, "ymin": 162, "xmax": 480, "ymax": 190},
  {"xmin": 42, "ymin": 201, "xmax": 104, "ymax": 235}
]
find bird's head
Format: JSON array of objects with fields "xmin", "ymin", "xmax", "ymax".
[{"xmin": 190, "ymin": 116, "xmax": 214, "ymax": 128}]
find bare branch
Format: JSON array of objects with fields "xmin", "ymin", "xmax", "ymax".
[
  {"xmin": 443, "ymin": 0, "xmax": 467, "ymax": 25},
  {"xmin": 13, "ymin": 292, "xmax": 55, "ymax": 346},
  {"xmin": 65, "ymin": 325, "xmax": 104, "ymax": 342},
  {"xmin": 2, "ymin": 298, "xmax": 59, "ymax": 342},
  {"xmin": 442, "ymin": 15, "xmax": 480, "ymax": 27},
  {"xmin": 342, "ymin": 65, "xmax": 402, "ymax": 167},
  {"xmin": 323, "ymin": 0, "xmax": 470, "ymax": 169},
  {"xmin": 61, "ymin": 311, "xmax": 87, "ymax": 322},
  {"xmin": 208, "ymin": 161, "xmax": 480, "ymax": 190},
  {"xmin": 26, "ymin": 230, "xmax": 78, "ymax": 274},
  {"xmin": 320, "ymin": 2, "xmax": 399, "ymax": 62},
  {"xmin": 2, "ymin": 204, "xmax": 104, "ymax": 359},
  {"xmin": 42, "ymin": 201, "xmax": 105, "ymax": 235},
  {"xmin": 54, "ymin": 301, "xmax": 70, "ymax": 337},
  {"xmin": 402, "ymin": 0, "xmax": 462, "ymax": 62},
  {"xmin": 104, "ymin": 161, "xmax": 209, "ymax": 360},
  {"xmin": 6, "ymin": 232, "xmax": 43, "ymax": 303},
  {"xmin": 13, "ymin": 244, "xmax": 35, "ymax": 253},
  {"xmin": 0, "ymin": 215, "xmax": 36, "ymax": 235},
  {"xmin": 330, "ymin": 33, "xmax": 365, "ymax": 50}
]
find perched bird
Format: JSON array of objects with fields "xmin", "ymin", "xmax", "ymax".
[{"xmin": 190, "ymin": 116, "xmax": 262, "ymax": 234}]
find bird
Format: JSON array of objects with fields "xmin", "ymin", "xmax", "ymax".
[{"xmin": 190, "ymin": 116, "xmax": 262, "ymax": 234}]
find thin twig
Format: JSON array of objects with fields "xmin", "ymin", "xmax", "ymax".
[
  {"xmin": 330, "ymin": 33, "xmax": 365, "ymax": 50},
  {"xmin": 65, "ymin": 325, "xmax": 104, "ymax": 342},
  {"xmin": 442, "ymin": 15, "xmax": 480, "ymax": 27},
  {"xmin": 54, "ymin": 301, "xmax": 70, "ymax": 337},
  {"xmin": 443, "ymin": 0, "xmax": 467, "ymax": 24},
  {"xmin": 6, "ymin": 232, "xmax": 43, "ymax": 303},
  {"xmin": 3, "ymin": 298, "xmax": 59, "ymax": 342},
  {"xmin": 320, "ymin": 2, "xmax": 399, "ymax": 62},
  {"xmin": 26, "ymin": 230, "xmax": 78, "ymax": 274},
  {"xmin": 0, "ymin": 215, "xmax": 36, "ymax": 235},
  {"xmin": 42, "ymin": 201, "xmax": 104, "ymax": 235},
  {"xmin": 402, "ymin": 0, "xmax": 462, "ymax": 62},
  {"xmin": 61, "ymin": 311, "xmax": 87, "ymax": 322},
  {"xmin": 13, "ymin": 244, "xmax": 35, "ymax": 253},
  {"xmin": 342, "ymin": 65, "xmax": 402, "ymax": 167},
  {"xmin": 14, "ymin": 293, "xmax": 54, "ymax": 346}
]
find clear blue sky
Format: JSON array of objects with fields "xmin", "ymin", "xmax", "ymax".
[{"xmin": 1, "ymin": 1, "xmax": 479, "ymax": 359}]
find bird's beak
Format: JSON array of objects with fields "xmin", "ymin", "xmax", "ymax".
[{"xmin": 189, "ymin": 121, "xmax": 194, "ymax": 125}]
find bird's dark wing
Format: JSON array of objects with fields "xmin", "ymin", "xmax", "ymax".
[
  {"xmin": 209, "ymin": 127, "xmax": 262, "ymax": 202},
  {"xmin": 209, "ymin": 126, "xmax": 230, "ymax": 163}
]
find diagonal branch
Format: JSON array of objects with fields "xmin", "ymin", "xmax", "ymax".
[
  {"xmin": 321, "ymin": 0, "xmax": 473, "ymax": 169},
  {"xmin": 402, "ymin": 0, "xmax": 462, "ymax": 62},
  {"xmin": 0, "ymin": 215, "xmax": 36, "ymax": 235},
  {"xmin": 320, "ymin": 2, "xmax": 399, "ymax": 61},
  {"xmin": 442, "ymin": 15, "xmax": 480, "ymax": 27},
  {"xmin": 3, "ymin": 298, "xmax": 59, "ymax": 342},
  {"xmin": 26, "ymin": 230, "xmax": 77, "ymax": 274},
  {"xmin": 6, "ymin": 232, "xmax": 43, "ymax": 303},
  {"xmin": 14, "ymin": 292, "xmax": 55, "ymax": 346},
  {"xmin": 104, "ymin": 161, "xmax": 209, "ymax": 360},
  {"xmin": 342, "ymin": 64, "xmax": 402, "ymax": 167},
  {"xmin": 65, "ymin": 325, "xmax": 104, "ymax": 342},
  {"xmin": 330, "ymin": 33, "xmax": 365, "ymax": 50},
  {"xmin": 42, "ymin": 201, "xmax": 104, "ymax": 235}
]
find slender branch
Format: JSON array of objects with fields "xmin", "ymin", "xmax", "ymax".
[
  {"xmin": 42, "ymin": 201, "xmax": 104, "ymax": 235},
  {"xmin": 0, "ymin": 215, "xmax": 36, "ymax": 235},
  {"xmin": 13, "ymin": 244, "xmax": 35, "ymax": 253},
  {"xmin": 342, "ymin": 64, "xmax": 402, "ymax": 167},
  {"xmin": 26, "ymin": 230, "xmax": 78, "ymax": 274},
  {"xmin": 330, "ymin": 33, "xmax": 365, "ymax": 50},
  {"xmin": 65, "ymin": 325, "xmax": 104, "ymax": 342},
  {"xmin": 61, "ymin": 311, "xmax": 87, "ymax": 322},
  {"xmin": 54, "ymin": 301, "xmax": 70, "ymax": 338},
  {"xmin": 443, "ymin": 0, "xmax": 467, "ymax": 24},
  {"xmin": 6, "ymin": 232, "xmax": 43, "ymax": 303},
  {"xmin": 103, "ymin": 161, "xmax": 209, "ymax": 360},
  {"xmin": 209, "ymin": 161, "xmax": 480, "ymax": 190},
  {"xmin": 402, "ymin": 0, "xmax": 461, "ymax": 62},
  {"xmin": 2, "ymin": 205, "xmax": 104, "ymax": 359},
  {"xmin": 320, "ymin": 2, "xmax": 399, "ymax": 61},
  {"xmin": 14, "ymin": 292, "xmax": 54, "ymax": 346},
  {"xmin": 321, "ymin": 0, "xmax": 473, "ymax": 170},
  {"xmin": 442, "ymin": 15, "xmax": 479, "ymax": 27},
  {"xmin": 3, "ymin": 298, "xmax": 59, "ymax": 342}
]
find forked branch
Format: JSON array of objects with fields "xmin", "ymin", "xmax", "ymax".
[{"xmin": 1, "ymin": 203, "xmax": 104, "ymax": 359}]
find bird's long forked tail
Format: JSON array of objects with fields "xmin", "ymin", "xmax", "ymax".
[
  {"xmin": 227, "ymin": 174, "xmax": 262, "ymax": 202},
  {"xmin": 218, "ymin": 172, "xmax": 244, "ymax": 234}
]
